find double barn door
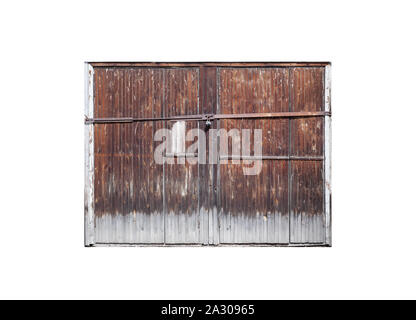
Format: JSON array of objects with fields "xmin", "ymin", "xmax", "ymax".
[{"xmin": 85, "ymin": 63, "xmax": 331, "ymax": 246}]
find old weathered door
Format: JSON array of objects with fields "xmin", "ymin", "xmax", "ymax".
[
  {"xmin": 217, "ymin": 67, "xmax": 327, "ymax": 244},
  {"xmin": 89, "ymin": 67, "xmax": 204, "ymax": 244},
  {"xmin": 85, "ymin": 62, "xmax": 331, "ymax": 246}
]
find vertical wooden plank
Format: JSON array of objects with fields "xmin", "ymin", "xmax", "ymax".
[
  {"xmin": 199, "ymin": 67, "xmax": 216, "ymax": 245},
  {"xmin": 198, "ymin": 67, "xmax": 206, "ymax": 244},
  {"xmin": 212, "ymin": 67, "xmax": 220, "ymax": 245},
  {"xmin": 291, "ymin": 161, "xmax": 324, "ymax": 243},
  {"xmin": 162, "ymin": 69, "xmax": 166, "ymax": 244},
  {"xmin": 132, "ymin": 68, "xmax": 164, "ymax": 243},
  {"xmin": 216, "ymin": 68, "xmax": 222, "ymax": 244},
  {"xmin": 84, "ymin": 63, "xmax": 95, "ymax": 246},
  {"xmin": 198, "ymin": 67, "xmax": 218, "ymax": 244},
  {"xmin": 289, "ymin": 67, "xmax": 325, "ymax": 243},
  {"xmin": 288, "ymin": 67, "xmax": 292, "ymax": 244},
  {"xmin": 94, "ymin": 68, "xmax": 107, "ymax": 242},
  {"xmin": 324, "ymin": 64, "xmax": 332, "ymax": 246},
  {"xmin": 164, "ymin": 68, "xmax": 200, "ymax": 244},
  {"xmin": 93, "ymin": 68, "xmax": 165, "ymax": 244},
  {"xmin": 121, "ymin": 69, "xmax": 133, "ymax": 243}
]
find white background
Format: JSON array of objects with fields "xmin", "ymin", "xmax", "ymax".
[{"xmin": 0, "ymin": 0, "xmax": 415, "ymax": 299}]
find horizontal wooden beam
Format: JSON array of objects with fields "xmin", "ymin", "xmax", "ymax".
[
  {"xmin": 88, "ymin": 61, "xmax": 331, "ymax": 68},
  {"xmin": 219, "ymin": 155, "xmax": 324, "ymax": 161},
  {"xmin": 85, "ymin": 111, "xmax": 331, "ymax": 124}
]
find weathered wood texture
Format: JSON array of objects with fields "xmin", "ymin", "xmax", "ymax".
[
  {"xmin": 86, "ymin": 63, "xmax": 331, "ymax": 246},
  {"xmin": 164, "ymin": 69, "xmax": 200, "ymax": 243},
  {"xmin": 93, "ymin": 68, "xmax": 200, "ymax": 244},
  {"xmin": 199, "ymin": 67, "xmax": 217, "ymax": 244},
  {"xmin": 289, "ymin": 67, "xmax": 325, "ymax": 243},
  {"xmin": 84, "ymin": 64, "xmax": 94, "ymax": 246},
  {"xmin": 218, "ymin": 68, "xmax": 290, "ymax": 243}
]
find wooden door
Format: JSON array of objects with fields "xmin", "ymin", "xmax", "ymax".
[{"xmin": 85, "ymin": 62, "xmax": 331, "ymax": 246}]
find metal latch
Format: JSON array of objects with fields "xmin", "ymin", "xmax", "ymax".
[{"xmin": 201, "ymin": 114, "xmax": 214, "ymax": 128}]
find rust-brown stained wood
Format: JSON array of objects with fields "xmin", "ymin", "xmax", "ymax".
[
  {"xmin": 93, "ymin": 67, "xmax": 201, "ymax": 243},
  {"xmin": 220, "ymin": 161, "xmax": 289, "ymax": 243},
  {"xmin": 94, "ymin": 68, "xmax": 165, "ymax": 243},
  {"xmin": 199, "ymin": 67, "xmax": 217, "ymax": 244},
  {"xmin": 289, "ymin": 67, "xmax": 325, "ymax": 243},
  {"xmin": 87, "ymin": 63, "xmax": 330, "ymax": 246},
  {"xmin": 164, "ymin": 68, "xmax": 200, "ymax": 243},
  {"xmin": 290, "ymin": 161, "xmax": 324, "ymax": 243},
  {"xmin": 218, "ymin": 68, "xmax": 290, "ymax": 243},
  {"xmin": 94, "ymin": 68, "xmax": 134, "ymax": 242},
  {"xmin": 132, "ymin": 69, "xmax": 164, "ymax": 243}
]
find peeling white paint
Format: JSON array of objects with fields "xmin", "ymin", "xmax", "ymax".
[
  {"xmin": 84, "ymin": 63, "xmax": 94, "ymax": 246},
  {"xmin": 324, "ymin": 64, "xmax": 332, "ymax": 246},
  {"xmin": 84, "ymin": 63, "xmax": 95, "ymax": 246},
  {"xmin": 219, "ymin": 210, "xmax": 289, "ymax": 244}
]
